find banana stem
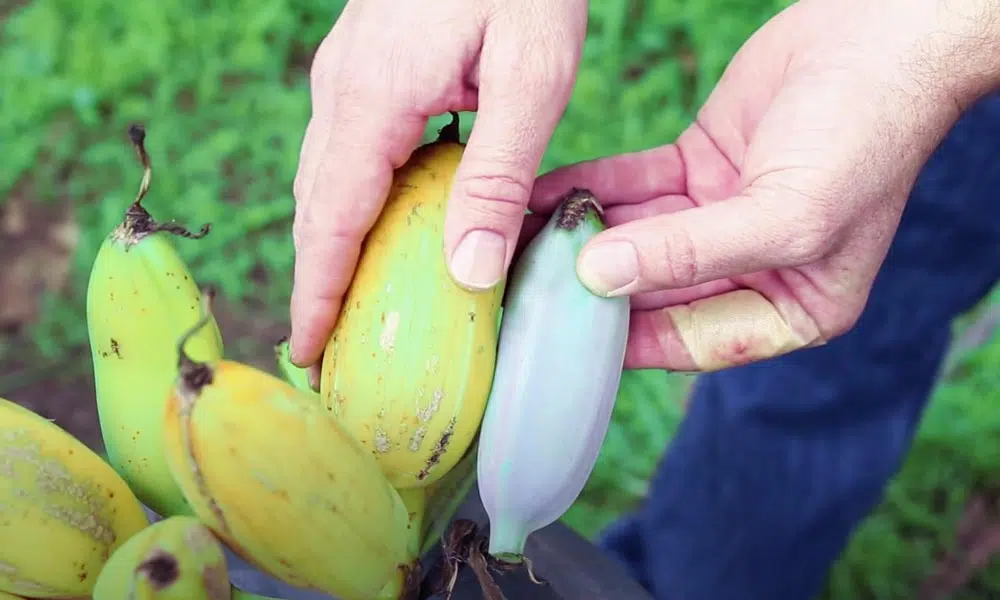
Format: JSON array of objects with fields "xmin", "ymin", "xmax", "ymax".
[
  {"xmin": 435, "ymin": 111, "xmax": 461, "ymax": 144},
  {"xmin": 396, "ymin": 487, "xmax": 428, "ymax": 560},
  {"xmin": 176, "ymin": 287, "xmax": 217, "ymax": 393},
  {"xmin": 553, "ymin": 187, "xmax": 606, "ymax": 231},
  {"xmin": 115, "ymin": 124, "xmax": 211, "ymax": 246}
]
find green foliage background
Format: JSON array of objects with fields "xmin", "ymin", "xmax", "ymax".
[{"xmin": 1, "ymin": 0, "xmax": 999, "ymax": 598}]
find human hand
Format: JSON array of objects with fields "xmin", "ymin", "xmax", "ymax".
[
  {"xmin": 530, "ymin": 0, "xmax": 1000, "ymax": 372},
  {"xmin": 289, "ymin": 0, "xmax": 588, "ymax": 371}
]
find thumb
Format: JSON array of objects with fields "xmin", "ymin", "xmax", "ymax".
[
  {"xmin": 443, "ymin": 25, "xmax": 581, "ymax": 291},
  {"xmin": 575, "ymin": 187, "xmax": 831, "ymax": 297}
]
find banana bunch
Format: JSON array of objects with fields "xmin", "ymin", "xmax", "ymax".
[
  {"xmin": 86, "ymin": 124, "xmax": 224, "ymax": 520},
  {"xmin": 318, "ymin": 112, "xmax": 504, "ymax": 491},
  {"xmin": 0, "ymin": 396, "xmax": 149, "ymax": 598},
  {"xmin": 0, "ymin": 117, "xmax": 553, "ymax": 600},
  {"xmin": 92, "ymin": 515, "xmax": 230, "ymax": 599},
  {"xmin": 476, "ymin": 189, "xmax": 631, "ymax": 563}
]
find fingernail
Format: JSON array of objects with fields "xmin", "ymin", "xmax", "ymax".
[
  {"xmin": 577, "ymin": 241, "xmax": 639, "ymax": 297},
  {"xmin": 450, "ymin": 229, "xmax": 507, "ymax": 290}
]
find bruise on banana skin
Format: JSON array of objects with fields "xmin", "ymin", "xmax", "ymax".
[
  {"xmin": 417, "ymin": 417, "xmax": 456, "ymax": 482},
  {"xmin": 137, "ymin": 550, "xmax": 180, "ymax": 589}
]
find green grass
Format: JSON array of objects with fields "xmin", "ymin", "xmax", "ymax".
[{"xmin": 2, "ymin": 0, "xmax": 1000, "ymax": 598}]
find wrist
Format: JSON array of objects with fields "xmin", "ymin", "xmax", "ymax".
[{"xmin": 931, "ymin": 0, "xmax": 1000, "ymax": 107}]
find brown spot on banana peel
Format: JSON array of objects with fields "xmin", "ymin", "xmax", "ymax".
[
  {"xmin": 137, "ymin": 550, "xmax": 180, "ymax": 589},
  {"xmin": 417, "ymin": 418, "xmax": 456, "ymax": 481},
  {"xmin": 662, "ymin": 289, "xmax": 825, "ymax": 372}
]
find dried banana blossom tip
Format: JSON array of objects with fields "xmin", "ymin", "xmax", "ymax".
[
  {"xmin": 113, "ymin": 123, "xmax": 211, "ymax": 246},
  {"xmin": 554, "ymin": 188, "xmax": 607, "ymax": 231}
]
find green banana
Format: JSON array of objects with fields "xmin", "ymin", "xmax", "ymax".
[
  {"xmin": 319, "ymin": 113, "xmax": 505, "ymax": 489},
  {"xmin": 93, "ymin": 515, "xmax": 230, "ymax": 600},
  {"xmin": 86, "ymin": 124, "xmax": 224, "ymax": 519},
  {"xmin": 0, "ymin": 396, "xmax": 149, "ymax": 598},
  {"xmin": 273, "ymin": 336, "xmax": 313, "ymax": 394},
  {"xmin": 161, "ymin": 293, "xmax": 416, "ymax": 600},
  {"xmin": 0, "ymin": 592, "xmax": 29, "ymax": 600}
]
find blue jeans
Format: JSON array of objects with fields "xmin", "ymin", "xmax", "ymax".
[{"xmin": 599, "ymin": 92, "xmax": 1000, "ymax": 600}]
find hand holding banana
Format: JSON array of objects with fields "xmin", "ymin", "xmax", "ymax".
[{"xmin": 5, "ymin": 116, "xmax": 629, "ymax": 599}]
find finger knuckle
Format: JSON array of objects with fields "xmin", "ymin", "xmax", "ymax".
[
  {"xmin": 656, "ymin": 228, "xmax": 700, "ymax": 289},
  {"xmin": 458, "ymin": 173, "xmax": 532, "ymax": 220}
]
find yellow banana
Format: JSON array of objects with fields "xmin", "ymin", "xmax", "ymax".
[
  {"xmin": 320, "ymin": 112, "xmax": 504, "ymax": 489},
  {"xmin": 86, "ymin": 124, "xmax": 224, "ymax": 519},
  {"xmin": 162, "ymin": 293, "xmax": 416, "ymax": 600},
  {"xmin": 92, "ymin": 515, "xmax": 229, "ymax": 600},
  {"xmin": 0, "ymin": 592, "xmax": 28, "ymax": 600},
  {"xmin": 273, "ymin": 336, "xmax": 314, "ymax": 395},
  {"xmin": 0, "ymin": 396, "xmax": 148, "ymax": 598}
]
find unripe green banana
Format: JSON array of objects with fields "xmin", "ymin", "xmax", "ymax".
[
  {"xmin": 86, "ymin": 124, "xmax": 224, "ymax": 519},
  {"xmin": 161, "ymin": 293, "xmax": 416, "ymax": 600},
  {"xmin": 319, "ymin": 113, "xmax": 505, "ymax": 489},
  {"xmin": 0, "ymin": 396, "xmax": 149, "ymax": 598},
  {"xmin": 0, "ymin": 591, "xmax": 29, "ymax": 600},
  {"xmin": 273, "ymin": 336, "xmax": 313, "ymax": 395},
  {"xmin": 476, "ymin": 189, "xmax": 630, "ymax": 562},
  {"xmin": 93, "ymin": 515, "xmax": 230, "ymax": 600}
]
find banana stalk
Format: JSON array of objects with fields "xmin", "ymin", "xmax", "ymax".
[{"xmin": 476, "ymin": 188, "xmax": 630, "ymax": 562}]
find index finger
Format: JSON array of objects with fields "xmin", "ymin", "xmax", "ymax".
[
  {"xmin": 289, "ymin": 107, "xmax": 426, "ymax": 367},
  {"xmin": 528, "ymin": 144, "xmax": 687, "ymax": 214}
]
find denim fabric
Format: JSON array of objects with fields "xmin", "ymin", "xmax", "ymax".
[{"xmin": 598, "ymin": 91, "xmax": 1000, "ymax": 600}]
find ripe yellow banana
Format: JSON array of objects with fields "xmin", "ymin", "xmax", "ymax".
[
  {"xmin": 86, "ymin": 124, "xmax": 224, "ymax": 519},
  {"xmin": 320, "ymin": 112, "xmax": 504, "ymax": 489},
  {"xmin": 0, "ymin": 396, "xmax": 149, "ymax": 598},
  {"xmin": 162, "ymin": 293, "xmax": 416, "ymax": 600},
  {"xmin": 92, "ymin": 515, "xmax": 230, "ymax": 600}
]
